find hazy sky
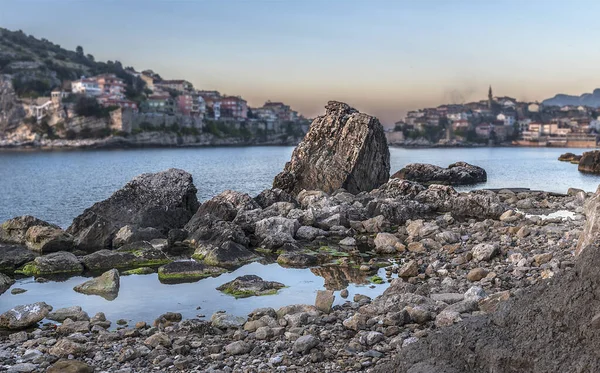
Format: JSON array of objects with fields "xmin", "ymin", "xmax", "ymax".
[{"xmin": 2, "ymin": 0, "xmax": 600, "ymax": 124}]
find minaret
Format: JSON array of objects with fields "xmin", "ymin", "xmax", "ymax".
[{"xmin": 488, "ymin": 85, "xmax": 493, "ymax": 109}]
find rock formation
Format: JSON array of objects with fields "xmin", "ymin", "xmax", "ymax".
[
  {"xmin": 392, "ymin": 162, "xmax": 487, "ymax": 185},
  {"xmin": 273, "ymin": 101, "xmax": 390, "ymax": 195},
  {"xmin": 578, "ymin": 150, "xmax": 600, "ymax": 174},
  {"xmin": 67, "ymin": 169, "xmax": 199, "ymax": 251},
  {"xmin": 558, "ymin": 152, "xmax": 581, "ymax": 163},
  {"xmin": 576, "ymin": 185, "xmax": 600, "ymax": 256}
]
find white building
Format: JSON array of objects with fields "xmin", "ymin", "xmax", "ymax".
[
  {"xmin": 71, "ymin": 78, "xmax": 101, "ymax": 96},
  {"xmin": 497, "ymin": 113, "xmax": 515, "ymax": 126},
  {"xmin": 213, "ymin": 101, "xmax": 221, "ymax": 120},
  {"xmin": 447, "ymin": 112, "xmax": 469, "ymax": 121}
]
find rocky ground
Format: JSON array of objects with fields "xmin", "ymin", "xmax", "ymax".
[{"xmin": 0, "ymin": 185, "xmax": 588, "ymax": 372}]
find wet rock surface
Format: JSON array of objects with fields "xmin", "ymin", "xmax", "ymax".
[
  {"xmin": 73, "ymin": 269, "xmax": 120, "ymax": 300},
  {"xmin": 392, "ymin": 162, "xmax": 487, "ymax": 185},
  {"xmin": 578, "ymin": 150, "xmax": 600, "ymax": 174},
  {"xmin": 273, "ymin": 101, "xmax": 390, "ymax": 195},
  {"xmin": 216, "ymin": 274, "xmax": 286, "ymax": 298}
]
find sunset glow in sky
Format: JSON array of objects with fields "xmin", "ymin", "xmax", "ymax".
[{"xmin": 2, "ymin": 0, "xmax": 600, "ymax": 124}]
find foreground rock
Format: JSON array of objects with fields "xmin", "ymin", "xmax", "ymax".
[
  {"xmin": 578, "ymin": 150, "xmax": 600, "ymax": 174},
  {"xmin": 81, "ymin": 242, "xmax": 170, "ymax": 271},
  {"xmin": 273, "ymin": 101, "xmax": 390, "ymax": 195},
  {"xmin": 17, "ymin": 251, "xmax": 83, "ymax": 276},
  {"xmin": 577, "ymin": 184, "xmax": 600, "ymax": 255},
  {"xmin": 73, "ymin": 269, "xmax": 120, "ymax": 300},
  {"xmin": 0, "ymin": 273, "xmax": 15, "ymax": 295},
  {"xmin": 392, "ymin": 162, "xmax": 487, "ymax": 185},
  {"xmin": 67, "ymin": 169, "xmax": 199, "ymax": 251},
  {"xmin": 0, "ymin": 302, "xmax": 52, "ymax": 329},
  {"xmin": 216, "ymin": 275, "xmax": 285, "ymax": 298},
  {"xmin": 0, "ymin": 216, "xmax": 73, "ymax": 253},
  {"xmin": 0, "ymin": 244, "xmax": 35, "ymax": 272}
]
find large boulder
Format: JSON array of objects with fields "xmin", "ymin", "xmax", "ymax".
[
  {"xmin": 558, "ymin": 152, "xmax": 581, "ymax": 163},
  {"xmin": 273, "ymin": 101, "xmax": 390, "ymax": 195},
  {"xmin": 254, "ymin": 188, "xmax": 297, "ymax": 208},
  {"xmin": 0, "ymin": 216, "xmax": 58, "ymax": 244},
  {"xmin": 0, "ymin": 272, "xmax": 15, "ymax": 295},
  {"xmin": 392, "ymin": 162, "xmax": 487, "ymax": 185},
  {"xmin": 0, "ymin": 244, "xmax": 35, "ymax": 272},
  {"xmin": 195, "ymin": 190, "xmax": 259, "ymax": 222},
  {"xmin": 0, "ymin": 302, "xmax": 53, "ymax": 329},
  {"xmin": 67, "ymin": 169, "xmax": 199, "ymax": 252},
  {"xmin": 158, "ymin": 260, "xmax": 225, "ymax": 283},
  {"xmin": 578, "ymin": 150, "xmax": 600, "ymax": 174},
  {"xmin": 24, "ymin": 225, "xmax": 74, "ymax": 253},
  {"xmin": 73, "ymin": 269, "xmax": 120, "ymax": 300},
  {"xmin": 17, "ymin": 251, "xmax": 83, "ymax": 276},
  {"xmin": 576, "ymin": 185, "xmax": 600, "ymax": 256}
]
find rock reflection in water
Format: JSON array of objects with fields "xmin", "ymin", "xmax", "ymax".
[{"xmin": 310, "ymin": 265, "xmax": 369, "ymax": 290}]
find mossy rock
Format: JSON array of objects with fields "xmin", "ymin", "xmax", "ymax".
[
  {"xmin": 216, "ymin": 275, "xmax": 285, "ymax": 298},
  {"xmin": 16, "ymin": 252, "xmax": 83, "ymax": 276},
  {"xmin": 122, "ymin": 267, "xmax": 155, "ymax": 275},
  {"xmin": 369, "ymin": 275, "xmax": 385, "ymax": 284},
  {"xmin": 157, "ymin": 260, "xmax": 225, "ymax": 283}
]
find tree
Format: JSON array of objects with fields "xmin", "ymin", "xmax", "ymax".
[
  {"xmin": 86, "ymin": 54, "xmax": 94, "ymax": 62},
  {"xmin": 76, "ymin": 45, "xmax": 84, "ymax": 56}
]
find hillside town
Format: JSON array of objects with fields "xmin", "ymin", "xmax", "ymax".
[{"xmin": 390, "ymin": 86, "xmax": 600, "ymax": 147}]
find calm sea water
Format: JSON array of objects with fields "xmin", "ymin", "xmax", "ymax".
[
  {"xmin": 1, "ymin": 146, "xmax": 598, "ymax": 323},
  {"xmin": 1, "ymin": 146, "xmax": 599, "ymax": 228}
]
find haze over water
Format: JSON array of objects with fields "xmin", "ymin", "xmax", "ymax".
[{"xmin": 1, "ymin": 146, "xmax": 598, "ymax": 228}]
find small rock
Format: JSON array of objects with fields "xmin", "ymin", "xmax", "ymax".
[
  {"xmin": 315, "ymin": 290, "xmax": 335, "ymax": 314},
  {"xmin": 467, "ymin": 268, "xmax": 489, "ymax": 282},
  {"xmin": 293, "ymin": 334, "xmax": 319, "ymax": 354}
]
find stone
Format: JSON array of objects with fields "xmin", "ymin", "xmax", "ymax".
[
  {"xmin": 49, "ymin": 339, "xmax": 86, "ymax": 357},
  {"xmin": 67, "ymin": 169, "xmax": 199, "ymax": 251},
  {"xmin": 430, "ymin": 293, "xmax": 464, "ymax": 304},
  {"xmin": 145, "ymin": 332, "xmax": 171, "ymax": 348},
  {"xmin": 24, "ymin": 225, "xmax": 73, "ymax": 253},
  {"xmin": 398, "ymin": 260, "xmax": 418, "ymax": 278},
  {"xmin": 273, "ymin": 101, "xmax": 390, "ymax": 195},
  {"xmin": 73, "ymin": 269, "xmax": 120, "ymax": 300},
  {"xmin": 0, "ymin": 302, "xmax": 52, "ymax": 329},
  {"xmin": 296, "ymin": 226, "xmax": 328, "ymax": 240},
  {"xmin": 392, "ymin": 162, "xmax": 487, "ymax": 186},
  {"xmin": 464, "ymin": 286, "xmax": 487, "ymax": 302},
  {"xmin": 577, "ymin": 186, "xmax": 600, "ymax": 255},
  {"xmin": 373, "ymin": 232, "xmax": 405, "ymax": 254},
  {"xmin": 196, "ymin": 190, "xmax": 259, "ymax": 222},
  {"xmin": 6, "ymin": 363, "xmax": 37, "ymax": 372},
  {"xmin": 478, "ymin": 290, "xmax": 510, "ymax": 313},
  {"xmin": 435, "ymin": 310, "xmax": 462, "ymax": 328},
  {"xmin": 153, "ymin": 312, "xmax": 182, "ymax": 328},
  {"xmin": 315, "ymin": 290, "xmax": 335, "ymax": 313},
  {"xmin": 47, "ymin": 306, "xmax": 89, "ymax": 322},
  {"xmin": 56, "ymin": 319, "xmax": 90, "ymax": 334},
  {"xmin": 46, "ymin": 359, "xmax": 93, "ymax": 373},
  {"xmin": 534, "ymin": 253, "xmax": 553, "ymax": 266},
  {"xmin": 225, "ymin": 341, "xmax": 252, "ymax": 355},
  {"xmin": 81, "ymin": 244, "xmax": 170, "ymax": 271},
  {"xmin": 339, "ymin": 236, "xmax": 357, "ymax": 246},
  {"xmin": 112, "ymin": 225, "xmax": 164, "ymax": 248},
  {"xmin": 362, "ymin": 215, "xmax": 388, "ymax": 233},
  {"xmin": 558, "ymin": 152, "xmax": 581, "ymax": 162},
  {"xmin": 0, "ymin": 216, "xmax": 58, "ymax": 244},
  {"xmin": 360, "ymin": 331, "xmax": 384, "ymax": 346},
  {"xmin": 211, "ymin": 312, "xmax": 245, "ymax": 329},
  {"xmin": 255, "ymin": 188, "xmax": 297, "ymax": 208},
  {"xmin": 216, "ymin": 275, "xmax": 285, "ymax": 298},
  {"xmin": 343, "ymin": 313, "xmax": 368, "ymax": 331},
  {"xmin": 467, "ymin": 268, "xmax": 489, "ymax": 282},
  {"xmin": 471, "ymin": 243, "xmax": 498, "ymax": 262},
  {"xmin": 0, "ymin": 272, "xmax": 15, "ymax": 295},
  {"xmin": 277, "ymin": 252, "xmax": 318, "ymax": 267},
  {"xmin": 293, "ymin": 334, "xmax": 319, "ymax": 354},
  {"xmin": 17, "ymin": 251, "xmax": 83, "ymax": 276},
  {"xmin": 0, "ymin": 244, "xmax": 35, "ymax": 272},
  {"xmin": 578, "ymin": 150, "xmax": 600, "ymax": 174},
  {"xmin": 255, "ymin": 326, "xmax": 274, "ymax": 340},
  {"xmin": 158, "ymin": 260, "xmax": 224, "ymax": 283}
]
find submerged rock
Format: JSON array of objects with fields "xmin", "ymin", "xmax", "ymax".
[
  {"xmin": 216, "ymin": 275, "xmax": 285, "ymax": 298},
  {"xmin": 392, "ymin": 162, "xmax": 487, "ymax": 186},
  {"xmin": 158, "ymin": 260, "xmax": 225, "ymax": 283},
  {"xmin": 277, "ymin": 252, "xmax": 318, "ymax": 267},
  {"xmin": 17, "ymin": 251, "xmax": 83, "ymax": 276},
  {"xmin": 0, "ymin": 302, "xmax": 53, "ymax": 329},
  {"xmin": 73, "ymin": 269, "xmax": 120, "ymax": 300},
  {"xmin": 273, "ymin": 101, "xmax": 390, "ymax": 195},
  {"xmin": 67, "ymin": 168, "xmax": 199, "ymax": 252}
]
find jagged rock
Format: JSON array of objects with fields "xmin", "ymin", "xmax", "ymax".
[
  {"xmin": 293, "ymin": 334, "xmax": 319, "ymax": 354},
  {"xmin": 81, "ymin": 242, "xmax": 170, "ymax": 271},
  {"xmin": 315, "ymin": 290, "xmax": 335, "ymax": 314},
  {"xmin": 255, "ymin": 216, "xmax": 300, "ymax": 248},
  {"xmin": 48, "ymin": 339, "xmax": 85, "ymax": 358},
  {"xmin": 112, "ymin": 225, "xmax": 164, "ymax": 248},
  {"xmin": 578, "ymin": 150, "xmax": 600, "ymax": 174},
  {"xmin": 73, "ymin": 269, "xmax": 120, "ymax": 300},
  {"xmin": 273, "ymin": 101, "xmax": 390, "ymax": 195},
  {"xmin": 216, "ymin": 275, "xmax": 285, "ymax": 298},
  {"xmin": 0, "ymin": 272, "xmax": 15, "ymax": 295},
  {"xmin": 255, "ymin": 188, "xmax": 297, "ymax": 208},
  {"xmin": 196, "ymin": 190, "xmax": 259, "ymax": 221},
  {"xmin": 0, "ymin": 302, "xmax": 53, "ymax": 329},
  {"xmin": 296, "ymin": 226, "xmax": 328, "ymax": 240},
  {"xmin": 17, "ymin": 251, "xmax": 83, "ymax": 276},
  {"xmin": 67, "ymin": 169, "xmax": 199, "ymax": 251},
  {"xmin": 0, "ymin": 215, "xmax": 58, "ymax": 244},
  {"xmin": 576, "ymin": 185, "xmax": 600, "ymax": 255},
  {"xmin": 392, "ymin": 162, "xmax": 487, "ymax": 185},
  {"xmin": 373, "ymin": 232, "xmax": 405, "ymax": 254},
  {"xmin": 212, "ymin": 312, "xmax": 245, "ymax": 329},
  {"xmin": 0, "ymin": 244, "xmax": 35, "ymax": 272},
  {"xmin": 158, "ymin": 260, "xmax": 224, "ymax": 283},
  {"xmin": 558, "ymin": 152, "xmax": 581, "ymax": 162},
  {"xmin": 369, "ymin": 179, "xmax": 427, "ymax": 199},
  {"xmin": 416, "ymin": 185, "xmax": 506, "ymax": 219}
]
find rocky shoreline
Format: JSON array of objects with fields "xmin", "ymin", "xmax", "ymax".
[{"xmin": 0, "ymin": 101, "xmax": 597, "ymax": 372}]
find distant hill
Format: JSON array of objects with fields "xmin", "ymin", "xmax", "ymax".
[
  {"xmin": 542, "ymin": 89, "xmax": 600, "ymax": 108},
  {"xmin": 0, "ymin": 28, "xmax": 145, "ymax": 100}
]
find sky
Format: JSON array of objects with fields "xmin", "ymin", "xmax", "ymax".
[{"xmin": 2, "ymin": 0, "xmax": 600, "ymax": 125}]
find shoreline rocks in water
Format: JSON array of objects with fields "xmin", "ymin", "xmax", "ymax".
[
  {"xmin": 558, "ymin": 152, "xmax": 582, "ymax": 163},
  {"xmin": 578, "ymin": 150, "xmax": 600, "ymax": 174},
  {"xmin": 392, "ymin": 162, "xmax": 487, "ymax": 185},
  {"xmin": 73, "ymin": 269, "xmax": 120, "ymax": 300},
  {"xmin": 273, "ymin": 101, "xmax": 390, "ymax": 195},
  {"xmin": 216, "ymin": 275, "xmax": 286, "ymax": 298}
]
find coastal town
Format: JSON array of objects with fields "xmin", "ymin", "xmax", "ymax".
[{"xmin": 389, "ymin": 86, "xmax": 600, "ymax": 148}]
